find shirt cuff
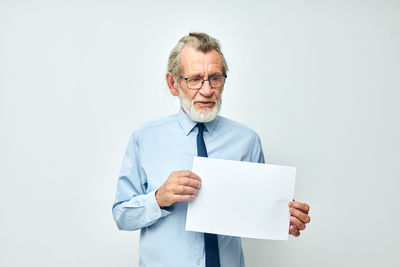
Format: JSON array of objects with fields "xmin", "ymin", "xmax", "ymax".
[{"xmin": 147, "ymin": 190, "xmax": 173, "ymax": 220}]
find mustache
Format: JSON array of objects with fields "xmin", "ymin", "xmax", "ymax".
[{"xmin": 193, "ymin": 96, "xmax": 216, "ymax": 102}]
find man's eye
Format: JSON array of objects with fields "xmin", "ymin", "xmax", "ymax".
[
  {"xmin": 210, "ymin": 76, "xmax": 222, "ymax": 81},
  {"xmin": 190, "ymin": 77, "xmax": 202, "ymax": 82}
]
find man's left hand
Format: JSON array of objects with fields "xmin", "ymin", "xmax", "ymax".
[{"xmin": 288, "ymin": 201, "xmax": 310, "ymax": 237}]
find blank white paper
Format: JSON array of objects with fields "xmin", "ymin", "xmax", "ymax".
[{"xmin": 185, "ymin": 157, "xmax": 296, "ymax": 240}]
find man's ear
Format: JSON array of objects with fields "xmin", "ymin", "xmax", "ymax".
[{"xmin": 166, "ymin": 73, "xmax": 179, "ymax": 96}]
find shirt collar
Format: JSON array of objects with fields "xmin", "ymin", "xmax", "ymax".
[{"xmin": 177, "ymin": 107, "xmax": 219, "ymax": 136}]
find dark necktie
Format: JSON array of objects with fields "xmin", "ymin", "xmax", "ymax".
[{"xmin": 196, "ymin": 123, "xmax": 220, "ymax": 267}]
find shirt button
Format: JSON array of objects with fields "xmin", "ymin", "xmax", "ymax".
[{"xmin": 197, "ymin": 259, "xmax": 201, "ymax": 265}]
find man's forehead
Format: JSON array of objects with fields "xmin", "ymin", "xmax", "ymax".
[{"xmin": 180, "ymin": 46, "xmax": 223, "ymax": 74}]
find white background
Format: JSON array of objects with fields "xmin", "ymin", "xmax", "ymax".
[{"xmin": 1, "ymin": 1, "xmax": 399, "ymax": 266}]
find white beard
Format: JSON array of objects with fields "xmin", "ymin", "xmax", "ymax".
[{"xmin": 178, "ymin": 89, "xmax": 222, "ymax": 123}]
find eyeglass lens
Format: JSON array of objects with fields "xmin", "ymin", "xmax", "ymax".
[{"xmin": 187, "ymin": 76, "xmax": 225, "ymax": 89}]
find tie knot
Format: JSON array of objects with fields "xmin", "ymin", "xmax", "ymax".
[{"xmin": 196, "ymin": 123, "xmax": 206, "ymax": 133}]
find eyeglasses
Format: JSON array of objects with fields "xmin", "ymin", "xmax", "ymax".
[{"xmin": 180, "ymin": 74, "xmax": 227, "ymax": 90}]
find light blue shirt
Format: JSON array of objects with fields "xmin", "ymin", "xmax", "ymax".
[{"xmin": 113, "ymin": 108, "xmax": 265, "ymax": 267}]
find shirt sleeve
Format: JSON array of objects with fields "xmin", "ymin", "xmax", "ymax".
[
  {"xmin": 112, "ymin": 133, "xmax": 172, "ymax": 231},
  {"xmin": 252, "ymin": 134, "xmax": 265, "ymax": 164}
]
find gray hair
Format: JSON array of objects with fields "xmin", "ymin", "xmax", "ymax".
[{"xmin": 167, "ymin": 32, "xmax": 229, "ymax": 79}]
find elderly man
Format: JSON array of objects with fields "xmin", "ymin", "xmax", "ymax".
[{"xmin": 113, "ymin": 32, "xmax": 310, "ymax": 267}]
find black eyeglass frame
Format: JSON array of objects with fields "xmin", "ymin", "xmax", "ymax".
[{"xmin": 179, "ymin": 74, "xmax": 228, "ymax": 90}]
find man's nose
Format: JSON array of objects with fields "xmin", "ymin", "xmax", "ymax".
[{"xmin": 199, "ymin": 80, "xmax": 213, "ymax": 96}]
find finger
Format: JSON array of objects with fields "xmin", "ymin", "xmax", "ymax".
[
  {"xmin": 176, "ymin": 170, "xmax": 202, "ymax": 181},
  {"xmin": 289, "ymin": 225, "xmax": 300, "ymax": 237},
  {"xmin": 290, "ymin": 208, "xmax": 311, "ymax": 224},
  {"xmin": 289, "ymin": 201, "xmax": 310, "ymax": 214},
  {"xmin": 173, "ymin": 194, "xmax": 196, "ymax": 203},
  {"xmin": 290, "ymin": 216, "xmax": 306, "ymax": 231},
  {"xmin": 173, "ymin": 185, "xmax": 198, "ymax": 195},
  {"xmin": 289, "ymin": 225, "xmax": 299, "ymax": 236},
  {"xmin": 179, "ymin": 177, "xmax": 201, "ymax": 189}
]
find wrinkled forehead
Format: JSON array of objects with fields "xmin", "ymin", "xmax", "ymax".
[{"xmin": 180, "ymin": 46, "xmax": 224, "ymax": 75}]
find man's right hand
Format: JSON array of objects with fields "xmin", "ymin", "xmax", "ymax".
[{"xmin": 155, "ymin": 170, "xmax": 202, "ymax": 207}]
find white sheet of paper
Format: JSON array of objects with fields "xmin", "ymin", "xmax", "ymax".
[{"xmin": 185, "ymin": 157, "xmax": 296, "ymax": 240}]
